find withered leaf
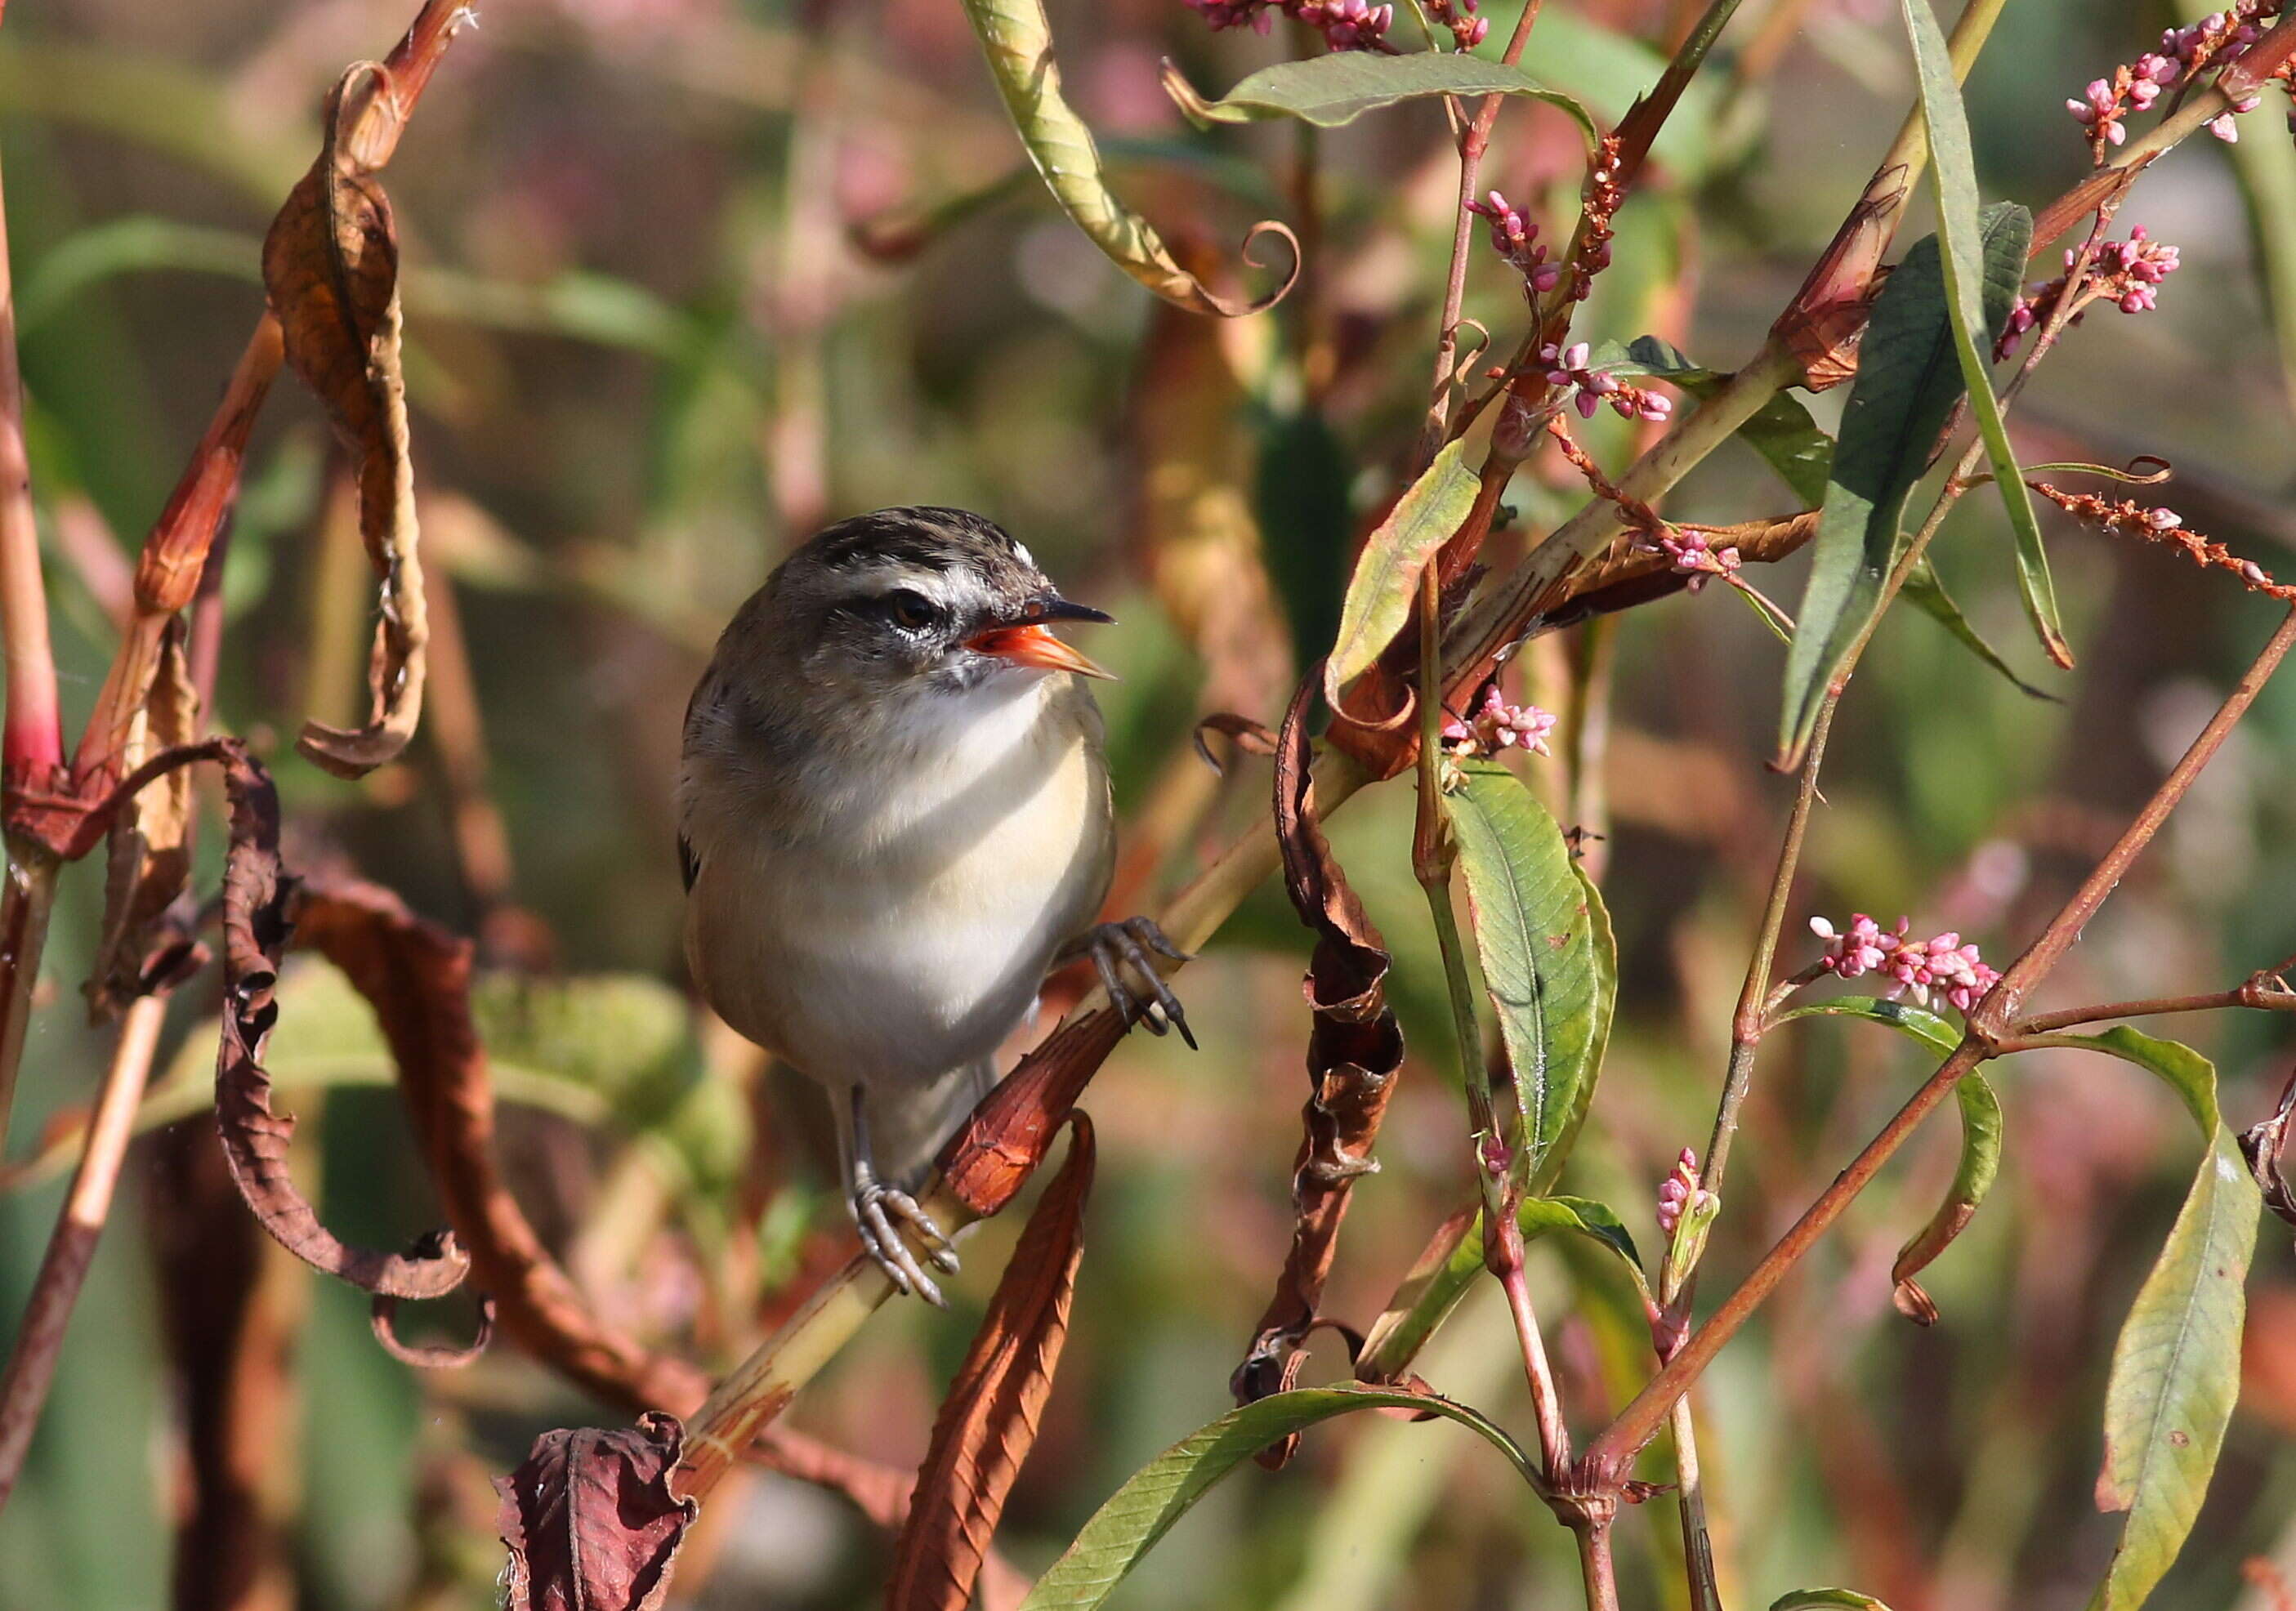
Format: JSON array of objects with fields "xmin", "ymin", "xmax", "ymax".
[
  {"xmin": 889, "ymin": 1116, "xmax": 1093, "ymax": 1611},
  {"xmin": 938, "ymin": 1009, "xmax": 1127, "ymax": 1221},
  {"xmin": 265, "ymin": 62, "xmax": 427, "ymax": 779},
  {"xmin": 498, "ymin": 1412, "xmax": 698, "ymax": 1611},
  {"xmin": 214, "ymin": 742, "xmax": 467, "ymax": 1300},
  {"xmin": 2240, "ymin": 1063, "xmax": 2296, "ymax": 1234},
  {"xmin": 84, "ymin": 618, "xmax": 200, "ymax": 1020},
  {"xmin": 1230, "ymin": 672, "xmax": 1403, "ymax": 1466}
]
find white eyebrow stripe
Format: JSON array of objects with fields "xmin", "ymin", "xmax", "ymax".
[
  {"xmin": 1011, "ymin": 541, "xmax": 1034, "ymax": 569},
  {"xmin": 840, "ymin": 565, "xmax": 963, "ymax": 606}
]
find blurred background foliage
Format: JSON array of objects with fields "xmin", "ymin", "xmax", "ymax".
[{"xmin": 1, "ymin": 0, "xmax": 2294, "ymax": 1606}]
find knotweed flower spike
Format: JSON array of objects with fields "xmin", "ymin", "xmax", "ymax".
[{"xmin": 1441, "ymin": 684, "xmax": 1558, "ymax": 759}]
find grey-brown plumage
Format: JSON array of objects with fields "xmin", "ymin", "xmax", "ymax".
[{"xmin": 677, "ymin": 507, "xmax": 1189, "ymax": 1301}]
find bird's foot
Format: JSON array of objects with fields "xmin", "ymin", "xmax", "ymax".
[
  {"xmin": 852, "ymin": 1174, "xmax": 958, "ymax": 1306},
  {"xmin": 1065, "ymin": 917, "xmax": 1196, "ymax": 1050}
]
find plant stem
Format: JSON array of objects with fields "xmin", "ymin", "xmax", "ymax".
[
  {"xmin": 0, "ymin": 991, "xmax": 166, "ymax": 1511},
  {"xmin": 1575, "ymin": 1511, "xmax": 1624, "ymax": 1611},
  {"xmin": 0, "ymin": 852, "xmax": 54, "ymax": 1159},
  {"xmin": 1705, "ymin": 693, "xmax": 1838, "ymax": 1202},
  {"xmin": 1412, "ymin": 0, "xmax": 1543, "ymax": 471},
  {"xmin": 0, "ymin": 152, "xmax": 57, "ymax": 783},
  {"xmin": 1584, "ymin": 605, "xmax": 2296, "ymax": 1481},
  {"xmin": 2013, "ymin": 986, "xmax": 2296, "ymax": 1036}
]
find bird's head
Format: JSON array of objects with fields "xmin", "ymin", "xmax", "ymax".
[{"xmin": 769, "ymin": 507, "xmax": 1114, "ymax": 704}]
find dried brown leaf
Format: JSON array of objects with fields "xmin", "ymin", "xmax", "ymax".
[
  {"xmin": 84, "ymin": 619, "xmax": 199, "ymax": 1020},
  {"xmin": 1231, "ymin": 673, "xmax": 1403, "ymax": 1465},
  {"xmin": 498, "ymin": 1412, "xmax": 699, "ymax": 1611},
  {"xmin": 2241, "ymin": 1063, "xmax": 2296, "ymax": 1234},
  {"xmin": 265, "ymin": 63, "xmax": 427, "ymax": 779},
  {"xmin": 289, "ymin": 871, "xmax": 702, "ymax": 1408},
  {"xmin": 889, "ymin": 1117, "xmax": 1092, "ymax": 1611},
  {"xmin": 214, "ymin": 743, "xmax": 467, "ymax": 1300},
  {"xmin": 1771, "ymin": 167, "xmax": 1907, "ymax": 392}
]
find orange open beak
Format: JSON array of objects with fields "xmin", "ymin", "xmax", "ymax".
[{"xmin": 965, "ymin": 623, "xmax": 1115, "ymax": 680}]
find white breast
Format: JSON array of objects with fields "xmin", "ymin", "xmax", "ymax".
[{"xmin": 682, "ymin": 674, "xmax": 1112, "ymax": 1091}]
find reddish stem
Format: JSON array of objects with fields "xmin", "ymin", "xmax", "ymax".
[
  {"xmin": 1583, "ymin": 606, "xmax": 2296, "ymax": 1484},
  {"xmin": 0, "ymin": 157, "xmax": 58, "ymax": 779}
]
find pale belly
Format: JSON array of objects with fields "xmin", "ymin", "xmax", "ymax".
[{"xmin": 686, "ymin": 719, "xmax": 1110, "ymax": 1090}]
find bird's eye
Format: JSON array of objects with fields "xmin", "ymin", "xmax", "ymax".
[{"xmin": 882, "ymin": 590, "xmax": 940, "ymax": 631}]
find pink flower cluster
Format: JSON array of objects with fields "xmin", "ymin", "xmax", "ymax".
[
  {"xmin": 1540, "ymin": 342, "xmax": 1674, "ymax": 424},
  {"xmin": 1183, "ymin": 0, "xmax": 1393, "ymax": 50},
  {"xmin": 1423, "ymin": 0, "xmax": 1489, "ymax": 50},
  {"xmin": 1656, "ymin": 1148, "xmax": 1701, "ymax": 1235},
  {"xmin": 1811, "ymin": 915, "xmax": 2001, "ymax": 1015},
  {"xmin": 2067, "ymin": 6, "xmax": 2285, "ymax": 154},
  {"xmin": 1657, "ymin": 529, "xmax": 1740, "ymax": 591},
  {"xmin": 1997, "ymin": 227, "xmax": 2181, "ymax": 358},
  {"xmin": 1442, "ymin": 684, "xmax": 1558, "ymax": 758},
  {"xmin": 1467, "ymin": 192, "xmax": 1562, "ymax": 292}
]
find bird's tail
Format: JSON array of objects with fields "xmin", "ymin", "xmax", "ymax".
[{"xmin": 866, "ymin": 1058, "xmax": 1002, "ymax": 1192}]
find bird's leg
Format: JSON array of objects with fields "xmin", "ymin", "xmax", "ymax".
[
  {"xmin": 839, "ymin": 1084, "xmax": 958, "ymax": 1305},
  {"xmin": 1057, "ymin": 917, "xmax": 1197, "ymax": 1050}
]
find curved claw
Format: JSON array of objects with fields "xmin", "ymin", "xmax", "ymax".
[
  {"xmin": 854, "ymin": 1181, "xmax": 957, "ymax": 1306},
  {"xmin": 1071, "ymin": 917, "xmax": 1197, "ymax": 1051}
]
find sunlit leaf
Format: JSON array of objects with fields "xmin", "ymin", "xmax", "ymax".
[
  {"xmin": 2039, "ymin": 1029, "xmax": 2261, "ymax": 1611},
  {"xmin": 1772, "ymin": 1593, "xmax": 1894, "ymax": 1611},
  {"xmin": 1441, "ymin": 761, "xmax": 1607, "ymax": 1181},
  {"xmin": 1776, "ymin": 212, "xmax": 2026, "ymax": 767},
  {"xmin": 959, "ymin": 0, "xmax": 1293, "ymax": 315},
  {"xmin": 1321, "ymin": 439, "xmax": 1480, "ymax": 705},
  {"xmin": 1165, "ymin": 51, "xmax": 1593, "ymax": 142},
  {"xmin": 1016, "ymin": 1386, "xmax": 1533, "ymax": 1609},
  {"xmin": 1899, "ymin": 0, "xmax": 2063, "ymax": 666}
]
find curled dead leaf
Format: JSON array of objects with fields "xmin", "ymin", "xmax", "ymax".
[
  {"xmin": 889, "ymin": 1116, "xmax": 1094, "ymax": 1611},
  {"xmin": 2241, "ymin": 1063, "xmax": 2296, "ymax": 1234},
  {"xmin": 371, "ymin": 1287, "xmax": 494, "ymax": 1368},
  {"xmin": 214, "ymin": 743, "xmax": 467, "ymax": 1300},
  {"xmin": 1231, "ymin": 672, "xmax": 1403, "ymax": 1466},
  {"xmin": 265, "ymin": 62, "xmax": 427, "ymax": 779},
  {"xmin": 498, "ymin": 1412, "xmax": 698, "ymax": 1611},
  {"xmin": 84, "ymin": 619, "xmax": 200, "ymax": 1020}
]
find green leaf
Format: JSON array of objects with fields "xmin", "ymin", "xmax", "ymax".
[
  {"xmin": 959, "ymin": 0, "xmax": 1292, "ymax": 315},
  {"xmin": 1166, "ymin": 51, "xmax": 1592, "ymax": 141},
  {"xmin": 2032, "ymin": 1029, "xmax": 2261, "ymax": 1611},
  {"xmin": 1356, "ymin": 1195, "xmax": 1642, "ymax": 1381},
  {"xmin": 1441, "ymin": 761, "xmax": 1608, "ymax": 1180},
  {"xmin": 1619, "ymin": 336, "xmax": 1834, "ymax": 505},
  {"xmin": 1898, "ymin": 0, "xmax": 2061, "ymax": 667},
  {"xmin": 1901, "ymin": 560, "xmax": 2058, "ymax": 703},
  {"xmin": 1540, "ymin": 856, "xmax": 1618, "ymax": 1190},
  {"xmin": 1016, "ymin": 1386, "xmax": 1534, "ymax": 1609},
  {"xmin": 1774, "ymin": 993, "xmax": 1961, "ymax": 1053},
  {"xmin": 1322, "ymin": 439, "xmax": 1481, "ymax": 703},
  {"xmin": 1890, "ymin": 1070, "xmax": 2003, "ymax": 1317},
  {"xmin": 1775, "ymin": 211, "xmax": 2026, "ymax": 767},
  {"xmin": 1772, "ymin": 1593, "xmax": 1895, "ymax": 1611}
]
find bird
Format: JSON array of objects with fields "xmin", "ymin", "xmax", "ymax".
[{"xmin": 677, "ymin": 506, "xmax": 1192, "ymax": 1304}]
